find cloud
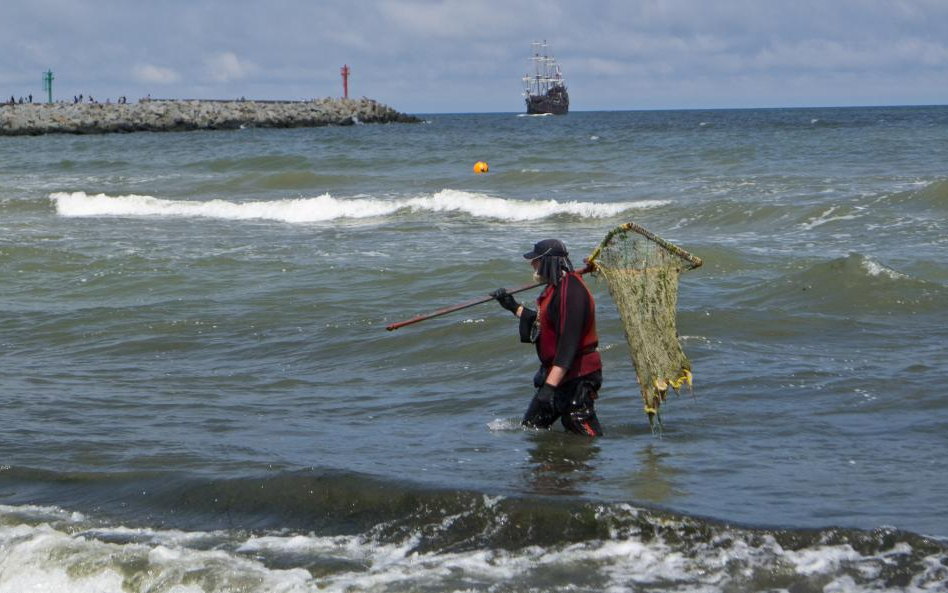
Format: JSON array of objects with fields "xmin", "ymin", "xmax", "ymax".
[
  {"xmin": 3, "ymin": 0, "xmax": 947, "ymax": 110},
  {"xmin": 204, "ymin": 52, "xmax": 254, "ymax": 83},
  {"xmin": 377, "ymin": 0, "xmax": 536, "ymax": 39},
  {"xmin": 132, "ymin": 64, "xmax": 180, "ymax": 84}
]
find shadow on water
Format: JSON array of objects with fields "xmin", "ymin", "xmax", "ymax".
[
  {"xmin": 623, "ymin": 443, "xmax": 687, "ymax": 504},
  {"xmin": 522, "ymin": 432, "xmax": 601, "ymax": 496},
  {"xmin": 518, "ymin": 428, "xmax": 687, "ymax": 502}
]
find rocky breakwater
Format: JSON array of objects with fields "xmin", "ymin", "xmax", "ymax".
[{"xmin": 0, "ymin": 98, "xmax": 421, "ymax": 136}]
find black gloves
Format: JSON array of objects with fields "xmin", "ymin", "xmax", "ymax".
[
  {"xmin": 535, "ymin": 383, "xmax": 556, "ymax": 404},
  {"xmin": 491, "ymin": 287, "xmax": 520, "ymax": 314},
  {"xmin": 522, "ymin": 383, "xmax": 557, "ymax": 428}
]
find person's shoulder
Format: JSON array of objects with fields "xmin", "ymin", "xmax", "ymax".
[
  {"xmin": 560, "ymin": 275, "xmax": 580, "ymax": 291},
  {"xmin": 570, "ymin": 274, "xmax": 593, "ymax": 298}
]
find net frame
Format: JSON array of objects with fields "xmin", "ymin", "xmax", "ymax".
[{"xmin": 587, "ymin": 222, "xmax": 702, "ymax": 428}]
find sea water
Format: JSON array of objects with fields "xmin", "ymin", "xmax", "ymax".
[{"xmin": 1, "ymin": 107, "xmax": 947, "ymax": 591}]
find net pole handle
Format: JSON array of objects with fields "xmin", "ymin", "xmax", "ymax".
[
  {"xmin": 385, "ymin": 266, "xmax": 593, "ymax": 332},
  {"xmin": 385, "ymin": 281, "xmax": 541, "ymax": 331}
]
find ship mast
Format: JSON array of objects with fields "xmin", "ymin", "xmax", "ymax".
[
  {"xmin": 532, "ymin": 40, "xmax": 545, "ymax": 96},
  {"xmin": 523, "ymin": 40, "xmax": 565, "ymax": 98}
]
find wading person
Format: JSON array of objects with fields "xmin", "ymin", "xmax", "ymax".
[{"xmin": 492, "ymin": 239, "xmax": 603, "ymax": 436}]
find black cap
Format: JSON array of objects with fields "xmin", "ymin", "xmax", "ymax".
[{"xmin": 523, "ymin": 239, "xmax": 568, "ymax": 260}]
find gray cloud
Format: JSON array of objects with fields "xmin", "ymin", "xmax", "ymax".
[
  {"xmin": 132, "ymin": 64, "xmax": 180, "ymax": 85},
  {"xmin": 204, "ymin": 52, "xmax": 255, "ymax": 83},
  {"xmin": 2, "ymin": 0, "xmax": 946, "ymax": 111}
]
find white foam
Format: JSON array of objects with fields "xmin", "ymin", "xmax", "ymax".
[
  {"xmin": 239, "ymin": 533, "xmax": 361, "ymax": 556},
  {"xmin": 860, "ymin": 256, "xmax": 908, "ymax": 280},
  {"xmin": 486, "ymin": 418, "xmax": 522, "ymax": 431},
  {"xmin": 50, "ymin": 190, "xmax": 664, "ymax": 223},
  {"xmin": 785, "ymin": 544, "xmax": 864, "ymax": 575},
  {"xmin": 800, "ymin": 206, "xmax": 861, "ymax": 230},
  {"xmin": 0, "ymin": 520, "xmax": 316, "ymax": 593},
  {"xmin": 0, "ymin": 503, "xmax": 85, "ymax": 523},
  {"xmin": 4, "ymin": 504, "xmax": 942, "ymax": 593}
]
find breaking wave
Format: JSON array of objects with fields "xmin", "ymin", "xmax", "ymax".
[
  {"xmin": 883, "ymin": 178, "xmax": 948, "ymax": 211},
  {"xmin": 735, "ymin": 253, "xmax": 948, "ymax": 315},
  {"xmin": 1, "ymin": 466, "xmax": 947, "ymax": 593},
  {"xmin": 50, "ymin": 190, "xmax": 665, "ymax": 223}
]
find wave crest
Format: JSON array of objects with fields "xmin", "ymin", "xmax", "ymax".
[
  {"xmin": 736, "ymin": 253, "xmax": 948, "ymax": 315},
  {"xmin": 1, "ymin": 476, "xmax": 946, "ymax": 593},
  {"xmin": 886, "ymin": 178, "xmax": 948, "ymax": 211},
  {"xmin": 50, "ymin": 190, "xmax": 665, "ymax": 223}
]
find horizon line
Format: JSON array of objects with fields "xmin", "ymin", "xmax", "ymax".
[{"xmin": 413, "ymin": 102, "xmax": 948, "ymax": 115}]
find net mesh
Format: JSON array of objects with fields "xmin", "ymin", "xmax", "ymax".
[{"xmin": 592, "ymin": 223, "xmax": 700, "ymax": 428}]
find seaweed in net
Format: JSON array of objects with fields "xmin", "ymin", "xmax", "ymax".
[{"xmin": 589, "ymin": 222, "xmax": 703, "ymax": 429}]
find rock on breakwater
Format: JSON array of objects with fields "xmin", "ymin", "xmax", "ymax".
[{"xmin": 0, "ymin": 98, "xmax": 421, "ymax": 136}]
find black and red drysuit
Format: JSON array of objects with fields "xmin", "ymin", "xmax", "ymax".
[{"xmin": 517, "ymin": 270, "xmax": 603, "ymax": 436}]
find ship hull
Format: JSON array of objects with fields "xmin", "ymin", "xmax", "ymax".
[{"xmin": 525, "ymin": 88, "xmax": 569, "ymax": 115}]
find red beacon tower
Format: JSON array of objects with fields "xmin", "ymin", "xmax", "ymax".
[{"xmin": 340, "ymin": 65, "xmax": 350, "ymax": 99}]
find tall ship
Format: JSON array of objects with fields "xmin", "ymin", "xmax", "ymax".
[{"xmin": 522, "ymin": 41, "xmax": 569, "ymax": 115}]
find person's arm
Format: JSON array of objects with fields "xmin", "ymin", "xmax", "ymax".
[
  {"xmin": 544, "ymin": 365, "xmax": 567, "ymax": 387},
  {"xmin": 551, "ymin": 279, "xmax": 588, "ymax": 375},
  {"xmin": 491, "ymin": 287, "xmax": 538, "ymax": 344},
  {"xmin": 518, "ymin": 306, "xmax": 537, "ymax": 343}
]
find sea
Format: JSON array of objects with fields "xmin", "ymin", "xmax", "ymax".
[{"xmin": 1, "ymin": 106, "xmax": 947, "ymax": 592}]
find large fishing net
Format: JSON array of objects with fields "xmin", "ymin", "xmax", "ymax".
[{"xmin": 590, "ymin": 222, "xmax": 702, "ymax": 428}]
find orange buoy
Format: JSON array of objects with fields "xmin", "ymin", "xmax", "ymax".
[{"xmin": 473, "ymin": 161, "xmax": 489, "ymax": 174}]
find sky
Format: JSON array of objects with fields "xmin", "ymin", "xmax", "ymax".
[{"xmin": 2, "ymin": 0, "xmax": 946, "ymax": 113}]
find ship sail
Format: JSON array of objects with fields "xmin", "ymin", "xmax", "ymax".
[{"xmin": 523, "ymin": 41, "xmax": 569, "ymax": 115}]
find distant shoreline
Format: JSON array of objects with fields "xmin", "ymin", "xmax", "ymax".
[{"xmin": 0, "ymin": 98, "xmax": 420, "ymax": 136}]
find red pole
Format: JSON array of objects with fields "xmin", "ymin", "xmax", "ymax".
[
  {"xmin": 385, "ymin": 280, "xmax": 544, "ymax": 331},
  {"xmin": 340, "ymin": 65, "xmax": 350, "ymax": 99},
  {"xmin": 385, "ymin": 264, "xmax": 595, "ymax": 331}
]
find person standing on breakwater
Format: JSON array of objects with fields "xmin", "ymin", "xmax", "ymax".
[{"xmin": 491, "ymin": 239, "xmax": 604, "ymax": 437}]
